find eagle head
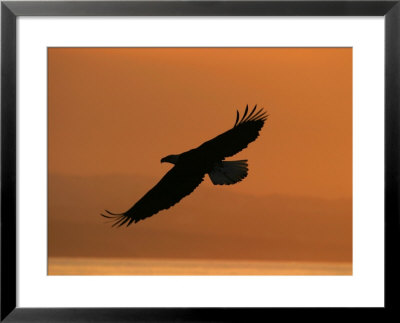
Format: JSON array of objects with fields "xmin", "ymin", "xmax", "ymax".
[{"xmin": 161, "ymin": 154, "xmax": 180, "ymax": 165}]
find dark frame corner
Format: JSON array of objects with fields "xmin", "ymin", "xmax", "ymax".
[{"xmin": 1, "ymin": 1, "xmax": 399, "ymax": 321}]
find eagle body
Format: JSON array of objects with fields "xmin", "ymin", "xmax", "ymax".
[
  {"xmin": 102, "ymin": 105, "xmax": 268, "ymax": 226},
  {"xmin": 163, "ymin": 148, "xmax": 248, "ymax": 185}
]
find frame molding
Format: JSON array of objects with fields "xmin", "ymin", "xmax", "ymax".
[{"xmin": 1, "ymin": 1, "xmax": 399, "ymax": 321}]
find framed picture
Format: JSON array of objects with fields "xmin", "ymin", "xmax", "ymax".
[{"xmin": 1, "ymin": 0, "xmax": 399, "ymax": 321}]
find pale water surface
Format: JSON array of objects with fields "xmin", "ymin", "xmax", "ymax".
[{"xmin": 48, "ymin": 257, "xmax": 352, "ymax": 275}]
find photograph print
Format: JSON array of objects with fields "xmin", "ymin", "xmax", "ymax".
[{"xmin": 48, "ymin": 47, "xmax": 352, "ymax": 275}]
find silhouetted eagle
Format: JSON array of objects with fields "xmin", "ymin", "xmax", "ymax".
[{"xmin": 102, "ymin": 105, "xmax": 268, "ymax": 226}]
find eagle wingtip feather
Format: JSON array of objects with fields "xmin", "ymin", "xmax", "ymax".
[
  {"xmin": 235, "ymin": 105, "xmax": 268, "ymax": 126},
  {"xmin": 100, "ymin": 212, "xmax": 113, "ymax": 219},
  {"xmin": 234, "ymin": 110, "xmax": 240, "ymax": 127}
]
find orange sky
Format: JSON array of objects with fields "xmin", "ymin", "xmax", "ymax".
[
  {"xmin": 48, "ymin": 47, "xmax": 352, "ymax": 199},
  {"xmin": 48, "ymin": 48, "xmax": 352, "ymax": 266}
]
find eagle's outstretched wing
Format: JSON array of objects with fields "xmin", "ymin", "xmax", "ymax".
[
  {"xmin": 197, "ymin": 105, "xmax": 268, "ymax": 160},
  {"xmin": 101, "ymin": 166, "xmax": 205, "ymax": 226}
]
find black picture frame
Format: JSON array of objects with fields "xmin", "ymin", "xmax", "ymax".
[{"xmin": 1, "ymin": 0, "xmax": 399, "ymax": 321}]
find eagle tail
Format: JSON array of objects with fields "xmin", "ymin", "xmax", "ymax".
[{"xmin": 209, "ymin": 160, "xmax": 248, "ymax": 185}]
